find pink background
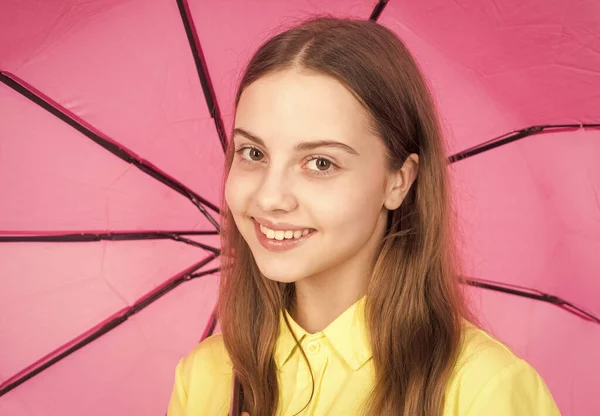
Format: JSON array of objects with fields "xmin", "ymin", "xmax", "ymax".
[{"xmin": 0, "ymin": 1, "xmax": 598, "ymax": 415}]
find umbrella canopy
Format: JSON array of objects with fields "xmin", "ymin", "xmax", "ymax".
[{"xmin": 0, "ymin": 1, "xmax": 598, "ymax": 415}]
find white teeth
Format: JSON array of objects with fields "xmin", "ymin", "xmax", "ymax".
[{"xmin": 259, "ymin": 223, "xmax": 313, "ymax": 240}]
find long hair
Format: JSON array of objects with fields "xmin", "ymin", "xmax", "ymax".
[{"xmin": 218, "ymin": 17, "xmax": 474, "ymax": 416}]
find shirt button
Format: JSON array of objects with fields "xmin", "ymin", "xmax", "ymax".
[{"xmin": 306, "ymin": 341, "xmax": 321, "ymax": 355}]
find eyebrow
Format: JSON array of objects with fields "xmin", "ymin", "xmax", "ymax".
[{"xmin": 233, "ymin": 128, "xmax": 359, "ymax": 156}]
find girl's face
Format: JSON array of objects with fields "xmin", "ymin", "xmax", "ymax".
[{"xmin": 225, "ymin": 69, "xmax": 411, "ymax": 284}]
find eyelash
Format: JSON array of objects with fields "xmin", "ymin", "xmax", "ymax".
[{"xmin": 234, "ymin": 145, "xmax": 339, "ymax": 177}]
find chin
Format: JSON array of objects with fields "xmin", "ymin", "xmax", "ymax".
[{"xmin": 254, "ymin": 258, "xmax": 312, "ymax": 284}]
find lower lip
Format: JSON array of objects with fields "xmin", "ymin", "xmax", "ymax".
[{"xmin": 253, "ymin": 219, "xmax": 316, "ymax": 252}]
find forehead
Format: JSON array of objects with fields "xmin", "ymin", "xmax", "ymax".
[{"xmin": 234, "ymin": 69, "xmax": 374, "ymax": 147}]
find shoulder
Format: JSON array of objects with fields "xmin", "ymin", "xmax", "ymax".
[
  {"xmin": 444, "ymin": 321, "xmax": 561, "ymax": 415},
  {"xmin": 179, "ymin": 333, "xmax": 233, "ymax": 380},
  {"xmin": 455, "ymin": 321, "xmax": 520, "ymax": 374},
  {"xmin": 173, "ymin": 333, "xmax": 234, "ymax": 411},
  {"xmin": 168, "ymin": 333, "xmax": 234, "ymax": 414}
]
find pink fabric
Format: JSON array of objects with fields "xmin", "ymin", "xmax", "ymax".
[{"xmin": 0, "ymin": 1, "xmax": 598, "ymax": 415}]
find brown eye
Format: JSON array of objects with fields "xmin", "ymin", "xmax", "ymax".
[
  {"xmin": 234, "ymin": 146, "xmax": 265, "ymax": 164},
  {"xmin": 249, "ymin": 148, "xmax": 263, "ymax": 161},
  {"xmin": 306, "ymin": 157, "xmax": 337, "ymax": 176},
  {"xmin": 315, "ymin": 159, "xmax": 331, "ymax": 170}
]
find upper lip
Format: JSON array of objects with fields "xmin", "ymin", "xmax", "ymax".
[{"xmin": 253, "ymin": 217, "xmax": 314, "ymax": 231}]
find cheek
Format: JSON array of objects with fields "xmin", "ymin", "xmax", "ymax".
[
  {"xmin": 309, "ymin": 175, "xmax": 386, "ymax": 230},
  {"xmin": 224, "ymin": 168, "xmax": 253, "ymax": 214}
]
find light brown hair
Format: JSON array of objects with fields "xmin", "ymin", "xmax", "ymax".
[{"xmin": 218, "ymin": 16, "xmax": 473, "ymax": 416}]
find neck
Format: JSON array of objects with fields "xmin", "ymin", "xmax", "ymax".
[
  {"xmin": 288, "ymin": 207, "xmax": 388, "ymax": 334},
  {"xmin": 289, "ymin": 247, "xmax": 372, "ymax": 334}
]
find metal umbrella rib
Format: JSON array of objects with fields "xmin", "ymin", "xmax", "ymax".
[
  {"xmin": 449, "ymin": 124, "xmax": 600, "ymax": 163},
  {"xmin": 0, "ymin": 231, "xmax": 219, "ymax": 253},
  {"xmin": 0, "ymin": 255, "xmax": 220, "ymax": 397},
  {"xmin": 370, "ymin": 0, "xmax": 390, "ymax": 21},
  {"xmin": 176, "ymin": 0, "xmax": 228, "ymax": 153},
  {"xmin": 0, "ymin": 71, "xmax": 221, "ymax": 231},
  {"xmin": 451, "ymin": 124, "xmax": 600, "ymax": 324},
  {"xmin": 465, "ymin": 278, "xmax": 600, "ymax": 325}
]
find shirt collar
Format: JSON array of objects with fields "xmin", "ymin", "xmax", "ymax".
[{"xmin": 274, "ymin": 296, "xmax": 372, "ymax": 371}]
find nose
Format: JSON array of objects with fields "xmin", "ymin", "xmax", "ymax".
[{"xmin": 254, "ymin": 167, "xmax": 297, "ymax": 213}]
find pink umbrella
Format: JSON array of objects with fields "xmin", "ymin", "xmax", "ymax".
[{"xmin": 0, "ymin": 1, "xmax": 598, "ymax": 415}]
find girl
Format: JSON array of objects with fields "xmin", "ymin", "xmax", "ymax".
[{"xmin": 168, "ymin": 17, "xmax": 560, "ymax": 416}]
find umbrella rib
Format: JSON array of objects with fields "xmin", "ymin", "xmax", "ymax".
[
  {"xmin": 0, "ymin": 230, "xmax": 217, "ymax": 240},
  {"xmin": 0, "ymin": 71, "xmax": 221, "ymax": 232},
  {"xmin": 0, "ymin": 230, "xmax": 221, "ymax": 253},
  {"xmin": 169, "ymin": 234, "xmax": 220, "ymax": 254},
  {"xmin": 0, "ymin": 255, "xmax": 220, "ymax": 398},
  {"xmin": 176, "ymin": 0, "xmax": 228, "ymax": 153},
  {"xmin": 449, "ymin": 123, "xmax": 600, "ymax": 163},
  {"xmin": 466, "ymin": 277, "xmax": 600, "ymax": 325},
  {"xmin": 369, "ymin": 0, "xmax": 390, "ymax": 21}
]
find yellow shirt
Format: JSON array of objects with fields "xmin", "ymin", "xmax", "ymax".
[{"xmin": 168, "ymin": 297, "xmax": 561, "ymax": 415}]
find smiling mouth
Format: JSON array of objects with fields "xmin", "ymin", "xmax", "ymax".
[
  {"xmin": 257, "ymin": 223, "xmax": 315, "ymax": 240},
  {"xmin": 252, "ymin": 219, "xmax": 316, "ymax": 252}
]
